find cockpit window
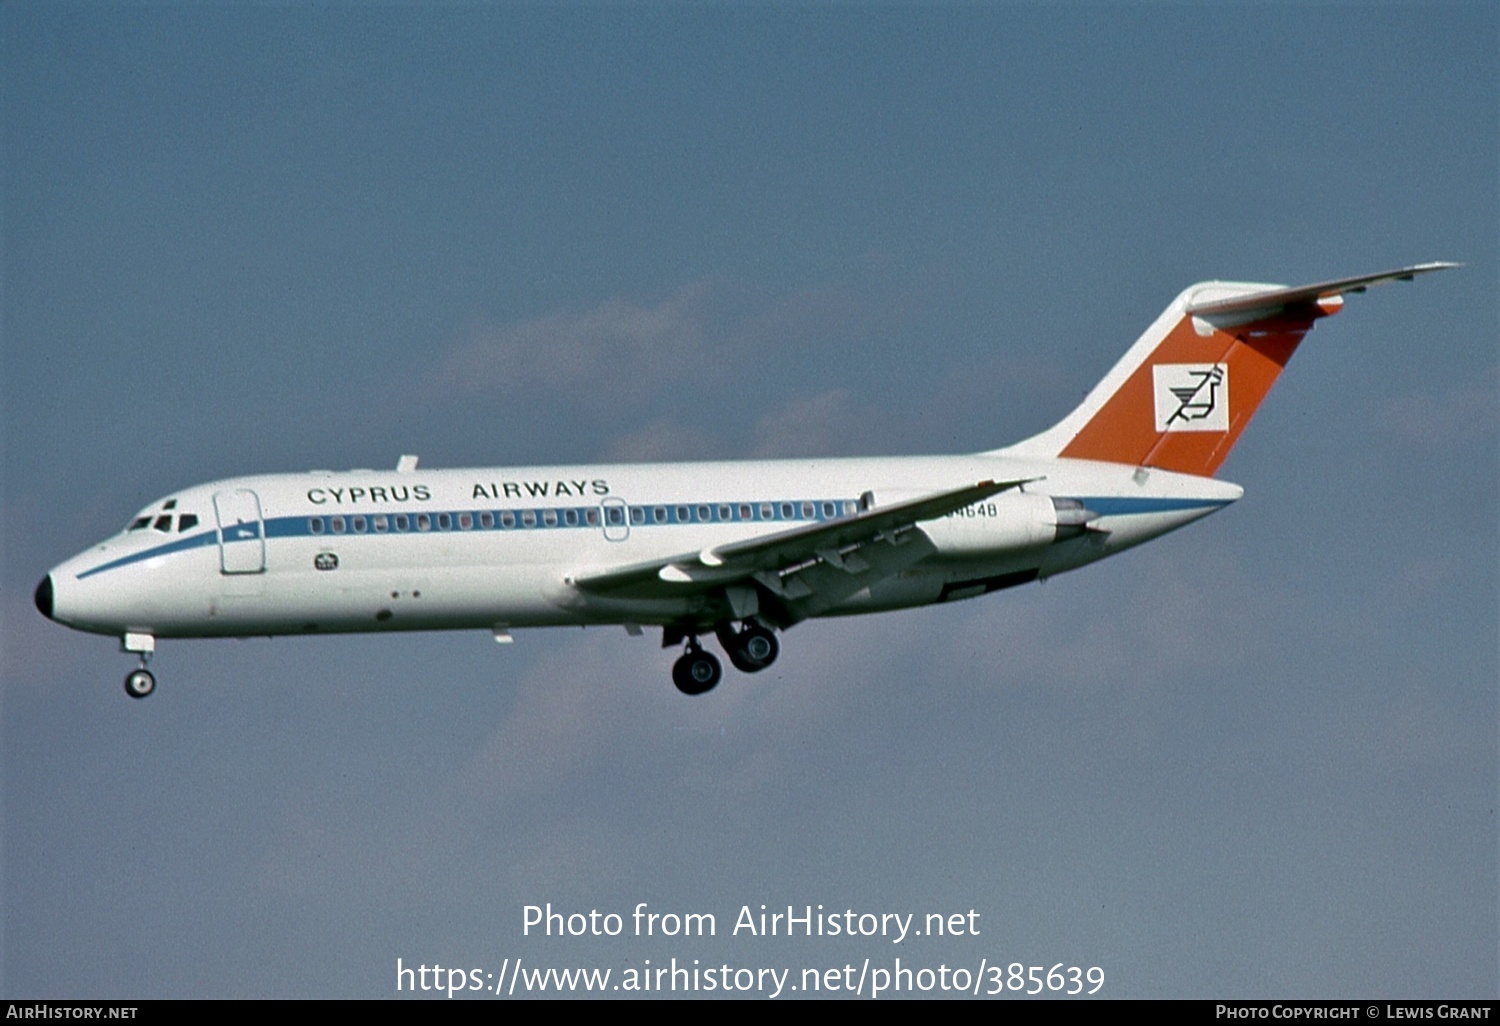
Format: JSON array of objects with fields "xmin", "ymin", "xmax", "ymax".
[{"xmin": 128, "ymin": 503, "xmax": 195, "ymax": 533}]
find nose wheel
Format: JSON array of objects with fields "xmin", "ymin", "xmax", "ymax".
[
  {"xmin": 124, "ymin": 668, "xmax": 156, "ymax": 699},
  {"xmin": 672, "ymin": 643, "xmax": 722, "ymax": 696}
]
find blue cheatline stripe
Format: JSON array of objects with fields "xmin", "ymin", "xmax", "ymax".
[
  {"xmin": 1076, "ymin": 496, "xmax": 1234, "ymax": 517},
  {"xmin": 73, "ymin": 492, "xmax": 1232, "ymax": 581},
  {"xmin": 298, "ymin": 496, "xmax": 857, "ymax": 538},
  {"xmin": 75, "ymin": 496, "xmax": 859, "ymax": 580},
  {"xmin": 76, "ymin": 530, "xmax": 222, "ymax": 579}
]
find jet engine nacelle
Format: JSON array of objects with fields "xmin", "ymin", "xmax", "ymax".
[{"xmin": 871, "ymin": 489, "xmax": 1076, "ymax": 557}]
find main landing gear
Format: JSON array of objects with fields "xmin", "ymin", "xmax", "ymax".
[
  {"xmin": 669, "ymin": 622, "xmax": 781, "ymax": 696},
  {"xmin": 672, "ymin": 643, "xmax": 722, "ymax": 696},
  {"xmin": 716, "ymin": 621, "xmax": 779, "ymax": 674}
]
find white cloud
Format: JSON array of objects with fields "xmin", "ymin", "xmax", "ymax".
[
  {"xmin": 418, "ymin": 274, "xmax": 935, "ymax": 437},
  {"xmin": 595, "ymin": 416, "xmax": 730, "ymax": 463},
  {"xmin": 425, "ymin": 280, "xmax": 723, "ymax": 407},
  {"xmin": 749, "ymin": 388, "xmax": 864, "ymax": 458}
]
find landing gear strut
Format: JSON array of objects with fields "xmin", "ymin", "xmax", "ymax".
[
  {"xmin": 671, "ymin": 642, "xmax": 722, "ymax": 696},
  {"xmin": 664, "ymin": 620, "xmax": 779, "ymax": 695},
  {"xmin": 717, "ymin": 621, "xmax": 780, "ymax": 674},
  {"xmin": 122, "ymin": 632, "xmax": 156, "ymax": 699}
]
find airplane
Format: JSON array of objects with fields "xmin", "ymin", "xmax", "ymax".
[{"xmin": 35, "ymin": 263, "xmax": 1456, "ymax": 699}]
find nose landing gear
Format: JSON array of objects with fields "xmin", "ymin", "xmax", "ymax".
[{"xmin": 121, "ymin": 632, "xmax": 157, "ymax": 699}]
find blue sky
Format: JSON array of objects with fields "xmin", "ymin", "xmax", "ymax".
[{"xmin": 3, "ymin": 3, "xmax": 1495, "ymax": 998}]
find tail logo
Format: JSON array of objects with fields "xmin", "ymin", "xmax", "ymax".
[{"xmin": 1153, "ymin": 363, "xmax": 1229, "ymax": 432}]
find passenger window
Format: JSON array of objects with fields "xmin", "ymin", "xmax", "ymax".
[
  {"xmin": 676, "ymin": 506, "xmax": 689, "ymax": 522},
  {"xmin": 585, "ymin": 508, "xmax": 600, "ymax": 526},
  {"xmin": 739, "ymin": 505, "xmax": 752, "ymax": 521},
  {"xmin": 522, "ymin": 511, "xmax": 537, "ymax": 527},
  {"xmin": 781, "ymin": 503, "xmax": 793, "ymax": 519},
  {"xmin": 718, "ymin": 505, "xmax": 731, "ymax": 521},
  {"xmin": 178, "ymin": 514, "xmax": 199, "ymax": 531},
  {"xmin": 437, "ymin": 513, "xmax": 451, "ymax": 530},
  {"xmin": 352, "ymin": 515, "xmax": 368, "ymax": 533},
  {"xmin": 309, "ymin": 517, "xmax": 325, "ymax": 535},
  {"xmin": 373, "ymin": 515, "xmax": 389, "ymax": 533},
  {"xmin": 331, "ymin": 516, "xmax": 346, "ymax": 534},
  {"xmin": 654, "ymin": 507, "xmax": 667, "ymax": 523},
  {"xmin": 823, "ymin": 502, "xmax": 835, "ymax": 518},
  {"xmin": 564, "ymin": 509, "xmax": 579, "ymax": 526},
  {"xmin": 761, "ymin": 504, "xmax": 773, "ymax": 520},
  {"xmin": 543, "ymin": 510, "xmax": 558, "ymax": 526},
  {"xmin": 395, "ymin": 514, "xmax": 410, "ymax": 532},
  {"xmin": 630, "ymin": 507, "xmax": 645, "ymax": 524},
  {"xmin": 501, "ymin": 512, "xmax": 516, "ymax": 528},
  {"xmin": 416, "ymin": 514, "xmax": 431, "ymax": 531},
  {"xmin": 605, "ymin": 507, "xmax": 623, "ymax": 526},
  {"xmin": 697, "ymin": 505, "xmax": 711, "ymax": 522},
  {"xmin": 480, "ymin": 512, "xmax": 495, "ymax": 529},
  {"xmin": 802, "ymin": 502, "xmax": 814, "ymax": 519},
  {"xmin": 459, "ymin": 513, "xmax": 473, "ymax": 530}
]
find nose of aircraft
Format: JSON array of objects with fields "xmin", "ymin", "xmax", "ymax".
[{"xmin": 34, "ymin": 574, "xmax": 54, "ymax": 621}]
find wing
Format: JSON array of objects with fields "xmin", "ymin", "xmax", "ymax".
[{"xmin": 568, "ymin": 478, "xmax": 1031, "ymax": 625}]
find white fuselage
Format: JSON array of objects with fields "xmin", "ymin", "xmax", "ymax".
[{"xmin": 42, "ymin": 452, "xmax": 1240, "ymax": 641}]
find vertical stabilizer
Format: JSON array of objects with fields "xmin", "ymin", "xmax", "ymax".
[{"xmin": 996, "ymin": 264, "xmax": 1457, "ymax": 477}]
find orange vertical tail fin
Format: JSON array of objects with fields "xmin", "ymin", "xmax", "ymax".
[{"xmin": 998, "ymin": 264, "xmax": 1457, "ymax": 477}]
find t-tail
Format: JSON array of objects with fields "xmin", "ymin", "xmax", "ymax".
[{"xmin": 999, "ymin": 263, "xmax": 1458, "ymax": 477}]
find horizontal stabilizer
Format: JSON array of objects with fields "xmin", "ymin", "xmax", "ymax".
[{"xmin": 1186, "ymin": 262, "xmax": 1460, "ymax": 321}]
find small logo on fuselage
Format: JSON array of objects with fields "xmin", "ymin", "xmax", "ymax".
[
  {"xmin": 314, "ymin": 552, "xmax": 339, "ymax": 571},
  {"xmin": 1153, "ymin": 363, "xmax": 1229, "ymax": 432}
]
